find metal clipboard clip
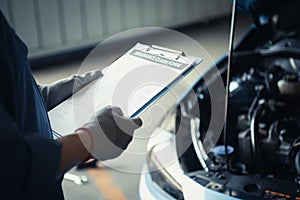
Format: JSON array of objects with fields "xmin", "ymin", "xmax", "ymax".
[{"xmin": 146, "ymin": 44, "xmax": 186, "ymax": 60}]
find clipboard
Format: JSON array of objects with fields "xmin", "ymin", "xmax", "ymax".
[{"xmin": 48, "ymin": 43, "xmax": 202, "ymax": 137}]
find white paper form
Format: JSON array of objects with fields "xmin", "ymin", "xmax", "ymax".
[{"xmin": 48, "ymin": 43, "xmax": 202, "ymax": 137}]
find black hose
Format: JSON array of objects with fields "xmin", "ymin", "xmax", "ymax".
[
  {"xmin": 290, "ymin": 139, "xmax": 300, "ymax": 175},
  {"xmin": 250, "ymin": 101, "xmax": 264, "ymax": 169},
  {"xmin": 295, "ymin": 151, "xmax": 300, "ymax": 174}
]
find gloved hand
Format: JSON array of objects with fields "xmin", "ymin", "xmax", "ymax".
[
  {"xmin": 77, "ymin": 106, "xmax": 142, "ymax": 161},
  {"xmin": 39, "ymin": 69, "xmax": 103, "ymax": 111}
]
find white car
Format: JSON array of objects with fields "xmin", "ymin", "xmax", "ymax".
[{"xmin": 140, "ymin": 1, "xmax": 300, "ymax": 199}]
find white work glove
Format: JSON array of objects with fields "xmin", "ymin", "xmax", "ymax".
[
  {"xmin": 78, "ymin": 106, "xmax": 142, "ymax": 161},
  {"xmin": 39, "ymin": 70, "xmax": 103, "ymax": 111}
]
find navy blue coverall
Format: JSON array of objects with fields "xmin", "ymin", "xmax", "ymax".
[{"xmin": 0, "ymin": 11, "xmax": 63, "ymax": 199}]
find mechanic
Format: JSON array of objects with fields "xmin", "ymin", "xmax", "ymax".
[{"xmin": 0, "ymin": 11, "xmax": 142, "ymax": 199}]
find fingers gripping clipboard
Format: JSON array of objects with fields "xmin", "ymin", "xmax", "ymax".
[{"xmin": 48, "ymin": 43, "xmax": 203, "ymax": 137}]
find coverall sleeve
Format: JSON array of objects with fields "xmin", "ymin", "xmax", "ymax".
[{"xmin": 0, "ymin": 104, "xmax": 62, "ymax": 199}]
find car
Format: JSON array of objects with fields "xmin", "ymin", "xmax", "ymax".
[{"xmin": 139, "ymin": 0, "xmax": 300, "ymax": 199}]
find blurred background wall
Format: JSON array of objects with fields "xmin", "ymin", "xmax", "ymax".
[{"xmin": 0, "ymin": 0, "xmax": 231, "ymax": 62}]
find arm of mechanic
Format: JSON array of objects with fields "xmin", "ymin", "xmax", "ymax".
[{"xmin": 56, "ymin": 131, "xmax": 91, "ymax": 178}]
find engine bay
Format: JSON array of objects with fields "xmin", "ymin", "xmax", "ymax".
[
  {"xmin": 177, "ymin": 22, "xmax": 300, "ymax": 199},
  {"xmin": 230, "ymin": 36, "xmax": 300, "ymax": 179}
]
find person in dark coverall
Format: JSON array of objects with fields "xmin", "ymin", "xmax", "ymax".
[{"xmin": 0, "ymin": 11, "xmax": 142, "ymax": 199}]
